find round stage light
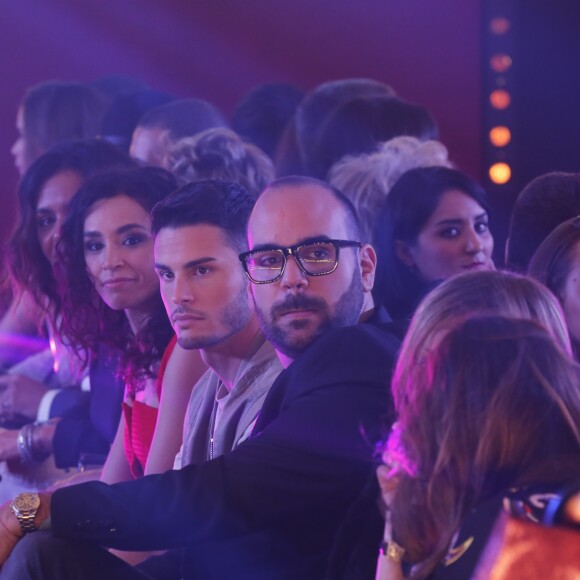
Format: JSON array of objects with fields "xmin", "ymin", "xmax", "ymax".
[
  {"xmin": 489, "ymin": 162, "xmax": 511, "ymax": 184},
  {"xmin": 490, "ymin": 17, "xmax": 510, "ymax": 35},
  {"xmin": 490, "ymin": 54, "xmax": 512, "ymax": 73},
  {"xmin": 490, "ymin": 89, "xmax": 511, "ymax": 109},
  {"xmin": 489, "ymin": 126, "xmax": 511, "ymax": 147}
]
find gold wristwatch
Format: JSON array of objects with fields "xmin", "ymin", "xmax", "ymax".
[{"xmin": 10, "ymin": 492, "xmax": 41, "ymax": 534}]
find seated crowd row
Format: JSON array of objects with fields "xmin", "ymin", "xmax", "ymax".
[{"xmin": 0, "ymin": 76, "xmax": 578, "ymax": 579}]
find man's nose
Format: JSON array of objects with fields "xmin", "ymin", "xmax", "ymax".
[
  {"xmin": 280, "ymin": 255, "xmax": 308, "ymax": 290},
  {"xmin": 172, "ymin": 275, "xmax": 193, "ymax": 304}
]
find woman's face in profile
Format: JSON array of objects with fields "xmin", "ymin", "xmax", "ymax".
[
  {"xmin": 397, "ymin": 189, "xmax": 495, "ymax": 282},
  {"xmin": 36, "ymin": 170, "xmax": 85, "ymax": 265},
  {"xmin": 11, "ymin": 106, "xmax": 29, "ymax": 176},
  {"xmin": 83, "ymin": 194, "xmax": 159, "ymax": 319},
  {"xmin": 560, "ymin": 241, "xmax": 580, "ymax": 345}
]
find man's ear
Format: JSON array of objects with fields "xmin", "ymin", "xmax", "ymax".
[
  {"xmin": 395, "ymin": 240, "xmax": 415, "ymax": 267},
  {"xmin": 360, "ymin": 243, "xmax": 377, "ymax": 292},
  {"xmin": 157, "ymin": 129, "xmax": 174, "ymax": 167}
]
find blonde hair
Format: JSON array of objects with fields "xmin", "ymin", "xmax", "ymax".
[
  {"xmin": 393, "ymin": 270, "xmax": 571, "ymax": 413},
  {"xmin": 328, "ymin": 136, "xmax": 451, "ymax": 242},
  {"xmin": 391, "ymin": 315, "xmax": 580, "ymax": 577},
  {"xmin": 166, "ymin": 128, "xmax": 275, "ymax": 197}
]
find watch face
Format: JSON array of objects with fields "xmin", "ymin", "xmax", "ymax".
[{"xmin": 13, "ymin": 493, "xmax": 40, "ymax": 513}]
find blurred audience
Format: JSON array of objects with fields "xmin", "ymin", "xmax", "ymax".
[
  {"xmin": 129, "ymin": 98, "xmax": 228, "ymax": 167},
  {"xmin": 310, "ymin": 96, "xmax": 438, "ymax": 179},
  {"xmin": 232, "ymin": 82, "xmax": 304, "ymax": 161},
  {"xmin": 294, "ymin": 78, "xmax": 395, "ymax": 176},
  {"xmin": 528, "ymin": 216, "xmax": 580, "ymax": 357},
  {"xmin": 99, "ymin": 89, "xmax": 174, "ymax": 152},
  {"xmin": 166, "ymin": 127, "xmax": 275, "ymax": 196},
  {"xmin": 506, "ymin": 172, "xmax": 580, "ymax": 272},
  {"xmin": 88, "ymin": 75, "xmax": 149, "ymax": 102},
  {"xmin": 11, "ymin": 81, "xmax": 108, "ymax": 176},
  {"xmin": 329, "ymin": 136, "xmax": 452, "ymax": 243}
]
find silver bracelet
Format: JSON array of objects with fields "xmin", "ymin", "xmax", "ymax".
[
  {"xmin": 17, "ymin": 424, "xmax": 35, "ymax": 464},
  {"xmin": 17, "ymin": 422, "xmax": 50, "ymax": 465}
]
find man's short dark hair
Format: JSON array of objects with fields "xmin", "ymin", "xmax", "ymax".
[
  {"xmin": 233, "ymin": 82, "xmax": 304, "ymax": 159},
  {"xmin": 295, "ymin": 78, "xmax": 395, "ymax": 175},
  {"xmin": 138, "ymin": 98, "xmax": 228, "ymax": 140},
  {"xmin": 151, "ymin": 179, "xmax": 255, "ymax": 252},
  {"xmin": 265, "ymin": 175, "xmax": 363, "ymax": 242}
]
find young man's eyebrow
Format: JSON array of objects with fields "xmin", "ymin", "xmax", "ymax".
[{"xmin": 154, "ymin": 257, "xmax": 217, "ymax": 271}]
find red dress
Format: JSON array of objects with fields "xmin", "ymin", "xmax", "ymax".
[{"xmin": 122, "ymin": 336, "xmax": 177, "ymax": 478}]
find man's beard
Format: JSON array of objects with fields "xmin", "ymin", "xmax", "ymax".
[
  {"xmin": 255, "ymin": 269, "xmax": 364, "ymax": 359},
  {"xmin": 176, "ymin": 286, "xmax": 252, "ymax": 350}
]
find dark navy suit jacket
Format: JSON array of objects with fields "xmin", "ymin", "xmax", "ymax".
[
  {"xmin": 52, "ymin": 345, "xmax": 124, "ymax": 468},
  {"xmin": 50, "ymin": 309, "xmax": 400, "ymax": 579}
]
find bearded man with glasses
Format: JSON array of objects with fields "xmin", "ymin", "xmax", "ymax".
[{"xmin": 241, "ymin": 176, "xmax": 384, "ymax": 368}]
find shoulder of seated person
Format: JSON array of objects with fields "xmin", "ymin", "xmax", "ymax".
[{"xmin": 313, "ymin": 321, "xmax": 400, "ymax": 351}]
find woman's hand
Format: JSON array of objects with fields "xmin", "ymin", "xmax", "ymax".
[
  {"xmin": 375, "ymin": 461, "xmax": 406, "ymax": 580},
  {"xmin": 376, "ymin": 462, "xmax": 402, "ymax": 514},
  {"xmin": 0, "ymin": 374, "xmax": 46, "ymax": 421},
  {"xmin": 0, "ymin": 429, "xmax": 19, "ymax": 462}
]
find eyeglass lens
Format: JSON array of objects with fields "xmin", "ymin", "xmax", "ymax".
[{"xmin": 246, "ymin": 242, "xmax": 338, "ymax": 282}]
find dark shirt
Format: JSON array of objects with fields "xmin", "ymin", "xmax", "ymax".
[{"xmin": 50, "ymin": 308, "xmax": 401, "ymax": 579}]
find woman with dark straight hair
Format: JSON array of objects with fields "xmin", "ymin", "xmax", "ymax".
[{"xmin": 373, "ymin": 166, "xmax": 494, "ymax": 320}]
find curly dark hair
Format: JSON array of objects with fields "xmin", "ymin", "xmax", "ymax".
[
  {"xmin": 5, "ymin": 139, "xmax": 134, "ymax": 320},
  {"xmin": 58, "ymin": 166, "xmax": 177, "ymax": 393}
]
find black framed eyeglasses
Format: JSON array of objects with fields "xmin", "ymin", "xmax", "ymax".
[{"xmin": 239, "ymin": 239, "xmax": 362, "ymax": 284}]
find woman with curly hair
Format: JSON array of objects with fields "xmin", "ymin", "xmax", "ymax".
[
  {"xmin": 0, "ymin": 140, "xmax": 133, "ymax": 500},
  {"xmin": 58, "ymin": 166, "xmax": 206, "ymax": 482}
]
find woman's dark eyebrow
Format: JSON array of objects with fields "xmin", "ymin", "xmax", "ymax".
[
  {"xmin": 84, "ymin": 223, "xmax": 148, "ymax": 237},
  {"xmin": 434, "ymin": 212, "xmax": 488, "ymax": 227}
]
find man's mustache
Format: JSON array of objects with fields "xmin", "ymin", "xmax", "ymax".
[{"xmin": 270, "ymin": 294, "xmax": 327, "ymax": 319}]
